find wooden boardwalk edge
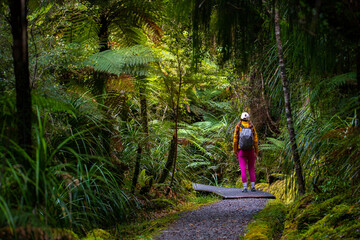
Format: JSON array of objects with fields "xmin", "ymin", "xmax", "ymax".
[{"xmin": 192, "ymin": 183, "xmax": 276, "ymax": 199}]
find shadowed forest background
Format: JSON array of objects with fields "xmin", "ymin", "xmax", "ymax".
[{"xmin": 0, "ymin": 0, "xmax": 359, "ymax": 239}]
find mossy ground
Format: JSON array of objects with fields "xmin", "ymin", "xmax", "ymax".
[
  {"xmin": 256, "ymin": 180, "xmax": 295, "ymax": 204},
  {"xmin": 241, "ymin": 199, "xmax": 287, "ymax": 240},
  {"xmin": 242, "ymin": 180, "xmax": 360, "ymax": 240},
  {"xmin": 282, "ymin": 190, "xmax": 360, "ymax": 240}
]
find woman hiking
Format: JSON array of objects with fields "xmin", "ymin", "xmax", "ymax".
[{"xmin": 233, "ymin": 112, "xmax": 259, "ymax": 192}]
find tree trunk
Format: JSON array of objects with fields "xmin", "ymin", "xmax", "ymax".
[
  {"xmin": 9, "ymin": 0, "xmax": 32, "ymax": 158},
  {"xmin": 138, "ymin": 77, "xmax": 149, "ymax": 136},
  {"xmin": 274, "ymin": 7, "xmax": 305, "ymax": 196},
  {"xmin": 158, "ymin": 134, "xmax": 177, "ymax": 184},
  {"xmin": 138, "ymin": 76, "xmax": 150, "ymax": 194},
  {"xmin": 131, "ymin": 145, "xmax": 142, "ymax": 194},
  {"xmin": 94, "ymin": 13, "xmax": 109, "ymax": 101},
  {"xmin": 99, "ymin": 13, "xmax": 109, "ymax": 52},
  {"xmin": 166, "ymin": 52, "xmax": 183, "ymax": 195},
  {"xmin": 356, "ymin": 48, "xmax": 360, "ymax": 126},
  {"xmin": 95, "ymin": 14, "xmax": 112, "ymax": 154},
  {"xmin": 158, "ymin": 52, "xmax": 184, "ymax": 186}
]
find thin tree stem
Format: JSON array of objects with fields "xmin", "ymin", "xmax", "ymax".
[
  {"xmin": 131, "ymin": 145, "xmax": 142, "ymax": 194},
  {"xmin": 274, "ymin": 6, "xmax": 305, "ymax": 196},
  {"xmin": 356, "ymin": 47, "xmax": 360, "ymax": 125},
  {"xmin": 167, "ymin": 51, "xmax": 183, "ymax": 194}
]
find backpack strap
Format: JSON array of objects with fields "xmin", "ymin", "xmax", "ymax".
[
  {"xmin": 237, "ymin": 120, "xmax": 255, "ymax": 135},
  {"xmin": 240, "ymin": 121, "xmax": 255, "ymax": 133},
  {"xmin": 249, "ymin": 122, "xmax": 255, "ymax": 135},
  {"xmin": 236, "ymin": 121, "xmax": 242, "ymax": 136}
]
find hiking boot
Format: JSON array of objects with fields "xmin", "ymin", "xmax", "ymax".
[
  {"xmin": 251, "ymin": 187, "xmax": 256, "ymax": 192},
  {"xmin": 242, "ymin": 188, "xmax": 248, "ymax": 193}
]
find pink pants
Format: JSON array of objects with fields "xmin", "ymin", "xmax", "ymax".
[{"xmin": 238, "ymin": 150, "xmax": 256, "ymax": 183}]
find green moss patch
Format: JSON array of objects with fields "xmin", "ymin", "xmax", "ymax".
[
  {"xmin": 81, "ymin": 229, "xmax": 114, "ymax": 240},
  {"xmin": 256, "ymin": 180, "xmax": 295, "ymax": 203},
  {"xmin": 242, "ymin": 199, "xmax": 287, "ymax": 240},
  {"xmin": 282, "ymin": 191, "xmax": 360, "ymax": 240}
]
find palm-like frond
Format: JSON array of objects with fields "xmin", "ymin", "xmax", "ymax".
[
  {"xmin": 90, "ymin": 0, "xmax": 162, "ymax": 47},
  {"xmin": 108, "ymin": 0, "xmax": 163, "ymax": 46},
  {"xmin": 176, "ymin": 0, "xmax": 263, "ymax": 65},
  {"xmin": 83, "ymin": 45, "xmax": 159, "ymax": 76},
  {"xmin": 44, "ymin": 2, "xmax": 97, "ymax": 44},
  {"xmin": 310, "ymin": 72, "xmax": 357, "ymax": 114},
  {"xmin": 260, "ymin": 137, "xmax": 286, "ymax": 152},
  {"xmin": 32, "ymin": 95, "xmax": 77, "ymax": 117},
  {"xmin": 43, "ymin": 0, "xmax": 162, "ymax": 48}
]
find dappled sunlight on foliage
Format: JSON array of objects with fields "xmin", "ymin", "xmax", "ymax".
[{"xmin": 1, "ymin": 0, "xmax": 360, "ymax": 239}]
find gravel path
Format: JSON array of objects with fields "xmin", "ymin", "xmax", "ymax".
[{"xmin": 155, "ymin": 198, "xmax": 268, "ymax": 240}]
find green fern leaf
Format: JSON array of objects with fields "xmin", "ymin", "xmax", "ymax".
[
  {"xmin": 32, "ymin": 95, "xmax": 77, "ymax": 117},
  {"xmin": 82, "ymin": 45, "xmax": 159, "ymax": 76}
]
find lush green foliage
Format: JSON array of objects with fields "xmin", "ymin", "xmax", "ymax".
[
  {"xmin": 243, "ymin": 188, "xmax": 360, "ymax": 239},
  {"xmin": 1, "ymin": 0, "xmax": 360, "ymax": 239},
  {"xmin": 283, "ymin": 191, "xmax": 360, "ymax": 239},
  {"xmin": 242, "ymin": 199, "xmax": 287, "ymax": 240}
]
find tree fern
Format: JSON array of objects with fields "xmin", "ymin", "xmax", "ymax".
[
  {"xmin": 82, "ymin": 45, "xmax": 159, "ymax": 76},
  {"xmin": 39, "ymin": 2, "xmax": 97, "ymax": 44},
  {"xmin": 89, "ymin": 0, "xmax": 162, "ymax": 48}
]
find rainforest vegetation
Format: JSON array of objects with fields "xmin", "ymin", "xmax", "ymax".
[{"xmin": 0, "ymin": 0, "xmax": 359, "ymax": 239}]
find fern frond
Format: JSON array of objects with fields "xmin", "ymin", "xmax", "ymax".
[
  {"xmin": 32, "ymin": 95, "xmax": 77, "ymax": 117},
  {"xmin": 82, "ymin": 45, "xmax": 159, "ymax": 76},
  {"xmin": 52, "ymin": 3, "xmax": 96, "ymax": 44},
  {"xmin": 138, "ymin": 169, "xmax": 151, "ymax": 187},
  {"xmin": 311, "ymin": 72, "xmax": 356, "ymax": 102},
  {"xmin": 111, "ymin": 21, "xmax": 145, "ymax": 47},
  {"xmin": 259, "ymin": 137, "xmax": 286, "ymax": 151},
  {"xmin": 186, "ymin": 161, "xmax": 211, "ymax": 169}
]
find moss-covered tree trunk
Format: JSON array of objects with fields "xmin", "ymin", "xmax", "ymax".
[
  {"xmin": 9, "ymin": 0, "xmax": 32, "ymax": 159},
  {"xmin": 275, "ymin": 6, "xmax": 305, "ymax": 196}
]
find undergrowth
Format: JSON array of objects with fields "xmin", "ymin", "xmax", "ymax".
[
  {"xmin": 282, "ymin": 189, "xmax": 360, "ymax": 240},
  {"xmin": 242, "ymin": 187, "xmax": 360, "ymax": 240}
]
